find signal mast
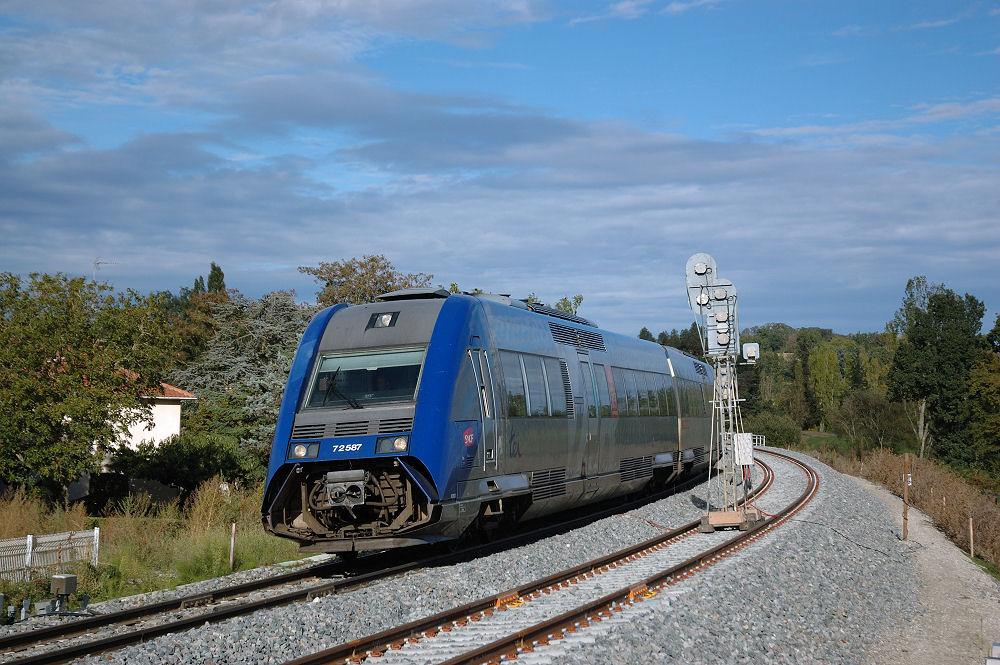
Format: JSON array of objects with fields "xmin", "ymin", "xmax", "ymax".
[{"xmin": 684, "ymin": 253, "xmax": 761, "ymax": 532}]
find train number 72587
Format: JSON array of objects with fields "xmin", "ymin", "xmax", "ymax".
[{"xmin": 331, "ymin": 443, "xmax": 363, "ymax": 453}]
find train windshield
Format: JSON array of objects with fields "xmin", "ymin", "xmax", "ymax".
[{"xmin": 305, "ymin": 347, "xmax": 425, "ymax": 409}]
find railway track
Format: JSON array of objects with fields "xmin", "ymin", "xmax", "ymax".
[
  {"xmin": 280, "ymin": 449, "xmax": 813, "ymax": 665},
  {"xmin": 0, "ymin": 468, "xmax": 725, "ymax": 665}
]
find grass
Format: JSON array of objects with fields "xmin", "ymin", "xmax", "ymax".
[
  {"xmin": 0, "ymin": 477, "xmax": 302, "ymax": 612},
  {"xmin": 797, "ymin": 435, "xmax": 1000, "ymax": 582}
]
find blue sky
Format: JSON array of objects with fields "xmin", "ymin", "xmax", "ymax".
[{"xmin": 1, "ymin": 0, "xmax": 998, "ymax": 337}]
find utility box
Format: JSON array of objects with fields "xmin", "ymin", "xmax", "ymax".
[{"xmin": 50, "ymin": 574, "xmax": 77, "ymax": 596}]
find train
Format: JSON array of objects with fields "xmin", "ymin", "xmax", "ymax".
[{"xmin": 261, "ymin": 288, "xmax": 715, "ymax": 553}]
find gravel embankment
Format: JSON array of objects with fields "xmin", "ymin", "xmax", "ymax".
[{"xmin": 7, "ymin": 449, "xmax": 918, "ymax": 665}]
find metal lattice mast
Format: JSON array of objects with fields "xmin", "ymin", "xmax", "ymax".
[{"xmin": 684, "ymin": 254, "xmax": 760, "ymax": 532}]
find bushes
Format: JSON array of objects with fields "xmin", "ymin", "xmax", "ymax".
[
  {"xmin": 0, "ymin": 477, "xmax": 300, "ymax": 611},
  {"xmin": 743, "ymin": 410, "xmax": 800, "ymax": 448}
]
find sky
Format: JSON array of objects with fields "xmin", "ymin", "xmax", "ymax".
[{"xmin": 1, "ymin": 0, "xmax": 998, "ymax": 338}]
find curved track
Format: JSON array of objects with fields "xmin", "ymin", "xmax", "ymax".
[
  {"xmin": 279, "ymin": 450, "xmax": 815, "ymax": 665},
  {"xmin": 1, "ymin": 470, "xmax": 720, "ymax": 665}
]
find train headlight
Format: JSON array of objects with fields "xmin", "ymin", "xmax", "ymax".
[
  {"xmin": 287, "ymin": 442, "xmax": 319, "ymax": 459},
  {"xmin": 376, "ymin": 435, "xmax": 409, "ymax": 454}
]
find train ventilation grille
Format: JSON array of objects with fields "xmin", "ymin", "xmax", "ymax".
[
  {"xmin": 548, "ymin": 322, "xmax": 607, "ymax": 352},
  {"xmin": 691, "ymin": 447, "xmax": 707, "ymax": 465},
  {"xmin": 694, "ymin": 362, "xmax": 708, "ymax": 376},
  {"xmin": 378, "ymin": 418, "xmax": 413, "ymax": 433},
  {"xmin": 334, "ymin": 421, "xmax": 370, "ymax": 437},
  {"xmin": 559, "ymin": 360, "xmax": 574, "ymax": 418},
  {"xmin": 531, "ymin": 468, "xmax": 567, "ymax": 500},
  {"xmin": 460, "ymin": 457, "xmax": 475, "ymax": 469},
  {"xmin": 291, "ymin": 424, "xmax": 326, "ymax": 440},
  {"xmin": 619, "ymin": 456, "xmax": 654, "ymax": 482}
]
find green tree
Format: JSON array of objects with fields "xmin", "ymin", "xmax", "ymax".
[
  {"xmin": 152, "ymin": 263, "xmax": 229, "ymax": 364},
  {"xmin": 969, "ymin": 350, "xmax": 1000, "ymax": 473},
  {"xmin": 0, "ymin": 273, "xmax": 177, "ymax": 499},
  {"xmin": 170, "ymin": 291, "xmax": 316, "ymax": 473},
  {"xmin": 968, "ymin": 344, "xmax": 1000, "ymax": 476},
  {"xmin": 638, "ymin": 326, "xmax": 655, "ymax": 342},
  {"xmin": 298, "ymin": 255, "xmax": 433, "ymax": 306},
  {"xmin": 206, "ymin": 262, "xmax": 225, "ymax": 293},
  {"xmin": 554, "ymin": 294, "xmax": 583, "ymax": 315},
  {"xmin": 109, "ymin": 430, "xmax": 255, "ymax": 498},
  {"xmin": 656, "ymin": 323, "xmax": 702, "ymax": 356},
  {"xmin": 807, "ymin": 341, "xmax": 846, "ymax": 430},
  {"xmin": 887, "ymin": 287, "xmax": 985, "ymax": 466}
]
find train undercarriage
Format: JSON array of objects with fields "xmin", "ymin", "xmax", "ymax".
[{"xmin": 263, "ymin": 460, "xmax": 436, "ymax": 550}]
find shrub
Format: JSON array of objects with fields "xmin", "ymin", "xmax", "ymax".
[{"xmin": 743, "ymin": 410, "xmax": 800, "ymax": 448}]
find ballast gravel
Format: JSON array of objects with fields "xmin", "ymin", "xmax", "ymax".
[{"xmin": 12, "ymin": 448, "xmax": 920, "ymax": 665}]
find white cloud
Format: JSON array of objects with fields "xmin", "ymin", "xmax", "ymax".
[{"xmin": 662, "ymin": 0, "xmax": 729, "ymax": 16}]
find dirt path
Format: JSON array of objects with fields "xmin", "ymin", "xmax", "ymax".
[{"xmin": 851, "ymin": 476, "xmax": 1000, "ymax": 664}]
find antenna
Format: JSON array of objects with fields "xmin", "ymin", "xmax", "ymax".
[
  {"xmin": 92, "ymin": 256, "xmax": 119, "ymax": 281},
  {"xmin": 684, "ymin": 253, "xmax": 761, "ymax": 533}
]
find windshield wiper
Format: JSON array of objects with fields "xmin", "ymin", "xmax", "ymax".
[{"xmin": 321, "ymin": 366, "xmax": 362, "ymax": 409}]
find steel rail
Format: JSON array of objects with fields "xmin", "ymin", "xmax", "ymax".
[
  {"xmin": 2, "ymin": 468, "xmax": 723, "ymax": 665},
  {"xmin": 442, "ymin": 450, "xmax": 819, "ymax": 665},
  {"xmin": 278, "ymin": 458, "xmax": 776, "ymax": 665}
]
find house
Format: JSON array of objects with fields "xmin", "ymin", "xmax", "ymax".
[
  {"xmin": 121, "ymin": 382, "xmax": 198, "ymax": 450},
  {"xmin": 70, "ymin": 383, "xmax": 197, "ymax": 502}
]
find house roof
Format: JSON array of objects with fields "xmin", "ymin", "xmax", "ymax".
[{"xmin": 145, "ymin": 382, "xmax": 197, "ymax": 400}]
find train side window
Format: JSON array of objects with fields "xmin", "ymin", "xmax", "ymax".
[
  {"xmin": 499, "ymin": 351, "xmax": 527, "ymax": 417},
  {"xmin": 624, "ymin": 370, "xmax": 640, "ymax": 416},
  {"xmin": 543, "ymin": 357, "xmax": 568, "ymax": 416},
  {"xmin": 678, "ymin": 378, "xmax": 692, "ymax": 415},
  {"xmin": 634, "ymin": 372, "xmax": 650, "ymax": 416},
  {"xmin": 450, "ymin": 353, "xmax": 481, "ymax": 421},
  {"xmin": 657, "ymin": 374, "xmax": 676, "ymax": 416},
  {"xmin": 611, "ymin": 367, "xmax": 629, "ymax": 416},
  {"xmin": 523, "ymin": 354, "xmax": 549, "ymax": 417},
  {"xmin": 644, "ymin": 372, "xmax": 656, "ymax": 416},
  {"xmin": 593, "ymin": 363, "xmax": 612, "ymax": 418}
]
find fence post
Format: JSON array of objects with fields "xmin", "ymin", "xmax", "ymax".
[
  {"xmin": 970, "ymin": 517, "xmax": 975, "ymax": 559},
  {"xmin": 902, "ymin": 453, "xmax": 910, "ymax": 541},
  {"xmin": 92, "ymin": 527, "xmax": 100, "ymax": 567},
  {"xmin": 23, "ymin": 534, "xmax": 33, "ymax": 582},
  {"xmin": 229, "ymin": 523, "xmax": 236, "ymax": 571}
]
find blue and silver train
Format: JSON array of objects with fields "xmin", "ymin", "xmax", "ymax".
[{"xmin": 262, "ymin": 289, "xmax": 715, "ymax": 553}]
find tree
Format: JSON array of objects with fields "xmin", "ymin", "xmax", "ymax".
[
  {"xmin": 638, "ymin": 327, "xmax": 655, "ymax": 342},
  {"xmin": 887, "ymin": 287, "xmax": 985, "ymax": 465},
  {"xmin": 968, "ymin": 346, "xmax": 1000, "ymax": 476},
  {"xmin": 835, "ymin": 391, "xmax": 905, "ymax": 456},
  {"xmin": 152, "ymin": 262, "xmax": 229, "ymax": 364},
  {"xmin": 170, "ymin": 291, "xmax": 317, "ymax": 473},
  {"xmin": 887, "ymin": 275, "xmax": 942, "ymax": 337},
  {"xmin": 656, "ymin": 323, "xmax": 702, "ymax": 356},
  {"xmin": 554, "ymin": 294, "xmax": 583, "ymax": 315},
  {"xmin": 807, "ymin": 341, "xmax": 846, "ymax": 430},
  {"xmin": 206, "ymin": 262, "xmax": 225, "ymax": 293},
  {"xmin": 298, "ymin": 255, "xmax": 433, "ymax": 306},
  {"xmin": 109, "ymin": 430, "xmax": 256, "ymax": 498},
  {"xmin": 0, "ymin": 273, "xmax": 177, "ymax": 499}
]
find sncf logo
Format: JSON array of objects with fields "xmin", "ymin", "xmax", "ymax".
[{"xmin": 463, "ymin": 427, "xmax": 476, "ymax": 446}]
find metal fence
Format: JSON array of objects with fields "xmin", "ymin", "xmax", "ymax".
[
  {"xmin": 751, "ymin": 434, "xmax": 767, "ymax": 447},
  {"xmin": 0, "ymin": 528, "xmax": 100, "ymax": 581}
]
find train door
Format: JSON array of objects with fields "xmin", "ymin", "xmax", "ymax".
[
  {"xmin": 470, "ymin": 348, "xmax": 499, "ymax": 472},
  {"xmin": 577, "ymin": 353, "xmax": 600, "ymax": 491}
]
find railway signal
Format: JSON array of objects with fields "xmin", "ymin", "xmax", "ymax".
[{"xmin": 685, "ymin": 253, "xmax": 762, "ymax": 532}]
